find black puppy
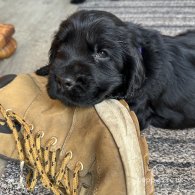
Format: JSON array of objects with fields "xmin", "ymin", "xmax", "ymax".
[{"xmin": 36, "ymin": 10, "xmax": 195, "ymax": 130}]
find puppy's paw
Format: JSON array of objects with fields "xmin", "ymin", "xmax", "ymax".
[
  {"xmin": 36, "ymin": 65, "xmax": 50, "ymax": 76},
  {"xmin": 71, "ymin": 0, "xmax": 85, "ymax": 4}
]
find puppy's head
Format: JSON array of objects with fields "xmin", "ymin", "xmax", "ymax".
[{"xmin": 37, "ymin": 10, "xmax": 145, "ymax": 106}]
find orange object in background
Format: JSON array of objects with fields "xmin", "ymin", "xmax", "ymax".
[{"xmin": 0, "ymin": 24, "xmax": 17, "ymax": 59}]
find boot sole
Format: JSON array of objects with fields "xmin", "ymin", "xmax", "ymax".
[
  {"xmin": 129, "ymin": 110, "xmax": 155, "ymax": 195},
  {"xmin": 95, "ymin": 99, "xmax": 155, "ymax": 195},
  {"xmin": 118, "ymin": 100, "xmax": 155, "ymax": 195}
]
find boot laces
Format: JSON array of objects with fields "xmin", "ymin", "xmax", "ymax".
[{"xmin": 0, "ymin": 104, "xmax": 83, "ymax": 195}]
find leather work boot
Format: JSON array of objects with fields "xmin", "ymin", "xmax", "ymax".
[{"xmin": 0, "ymin": 73, "xmax": 154, "ymax": 195}]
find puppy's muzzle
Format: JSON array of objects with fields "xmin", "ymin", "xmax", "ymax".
[
  {"xmin": 56, "ymin": 76, "xmax": 75, "ymax": 90},
  {"xmin": 56, "ymin": 76, "xmax": 76, "ymax": 91},
  {"xmin": 55, "ymin": 73, "xmax": 91, "ymax": 93}
]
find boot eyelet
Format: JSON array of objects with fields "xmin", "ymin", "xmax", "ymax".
[
  {"xmin": 29, "ymin": 124, "xmax": 34, "ymax": 131},
  {"xmin": 66, "ymin": 151, "xmax": 73, "ymax": 159},
  {"xmin": 0, "ymin": 121, "xmax": 5, "ymax": 126},
  {"xmin": 6, "ymin": 109, "xmax": 12, "ymax": 116},
  {"xmin": 77, "ymin": 161, "xmax": 84, "ymax": 171},
  {"xmin": 37, "ymin": 131, "xmax": 44, "ymax": 138},
  {"xmin": 50, "ymin": 137, "xmax": 57, "ymax": 145}
]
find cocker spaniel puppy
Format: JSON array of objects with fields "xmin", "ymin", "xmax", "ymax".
[{"xmin": 36, "ymin": 10, "xmax": 195, "ymax": 130}]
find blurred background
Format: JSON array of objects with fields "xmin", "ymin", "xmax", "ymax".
[{"xmin": 0, "ymin": 0, "xmax": 195, "ymax": 194}]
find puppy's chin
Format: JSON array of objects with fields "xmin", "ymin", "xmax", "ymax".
[
  {"xmin": 48, "ymin": 89, "xmax": 106, "ymax": 107},
  {"xmin": 47, "ymin": 81, "xmax": 107, "ymax": 107}
]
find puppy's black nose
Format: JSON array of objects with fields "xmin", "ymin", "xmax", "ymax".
[
  {"xmin": 64, "ymin": 78, "xmax": 75, "ymax": 89},
  {"xmin": 56, "ymin": 76, "xmax": 75, "ymax": 90}
]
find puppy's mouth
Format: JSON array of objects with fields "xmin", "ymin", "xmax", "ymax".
[{"xmin": 55, "ymin": 78, "xmax": 86, "ymax": 95}]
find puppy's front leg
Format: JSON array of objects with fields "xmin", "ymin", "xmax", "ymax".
[{"xmin": 128, "ymin": 96, "xmax": 152, "ymax": 130}]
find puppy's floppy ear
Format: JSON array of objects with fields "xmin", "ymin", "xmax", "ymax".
[
  {"xmin": 123, "ymin": 46, "xmax": 145, "ymax": 98},
  {"xmin": 36, "ymin": 65, "xmax": 50, "ymax": 76},
  {"xmin": 121, "ymin": 23, "xmax": 146, "ymax": 98}
]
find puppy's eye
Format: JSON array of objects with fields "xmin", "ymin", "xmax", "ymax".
[{"xmin": 96, "ymin": 50, "xmax": 108, "ymax": 59}]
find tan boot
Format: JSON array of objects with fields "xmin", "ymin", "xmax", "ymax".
[{"xmin": 0, "ymin": 73, "xmax": 154, "ymax": 195}]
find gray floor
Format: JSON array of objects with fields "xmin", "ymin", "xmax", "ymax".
[{"xmin": 0, "ymin": 0, "xmax": 77, "ymax": 76}]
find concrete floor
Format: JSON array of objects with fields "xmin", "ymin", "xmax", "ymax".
[{"xmin": 0, "ymin": 0, "xmax": 78, "ymax": 76}]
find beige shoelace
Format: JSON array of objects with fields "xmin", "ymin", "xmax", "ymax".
[{"xmin": 0, "ymin": 104, "xmax": 83, "ymax": 195}]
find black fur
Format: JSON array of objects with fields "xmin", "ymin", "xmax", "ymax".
[
  {"xmin": 36, "ymin": 10, "xmax": 195, "ymax": 130},
  {"xmin": 71, "ymin": 0, "xmax": 86, "ymax": 4}
]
